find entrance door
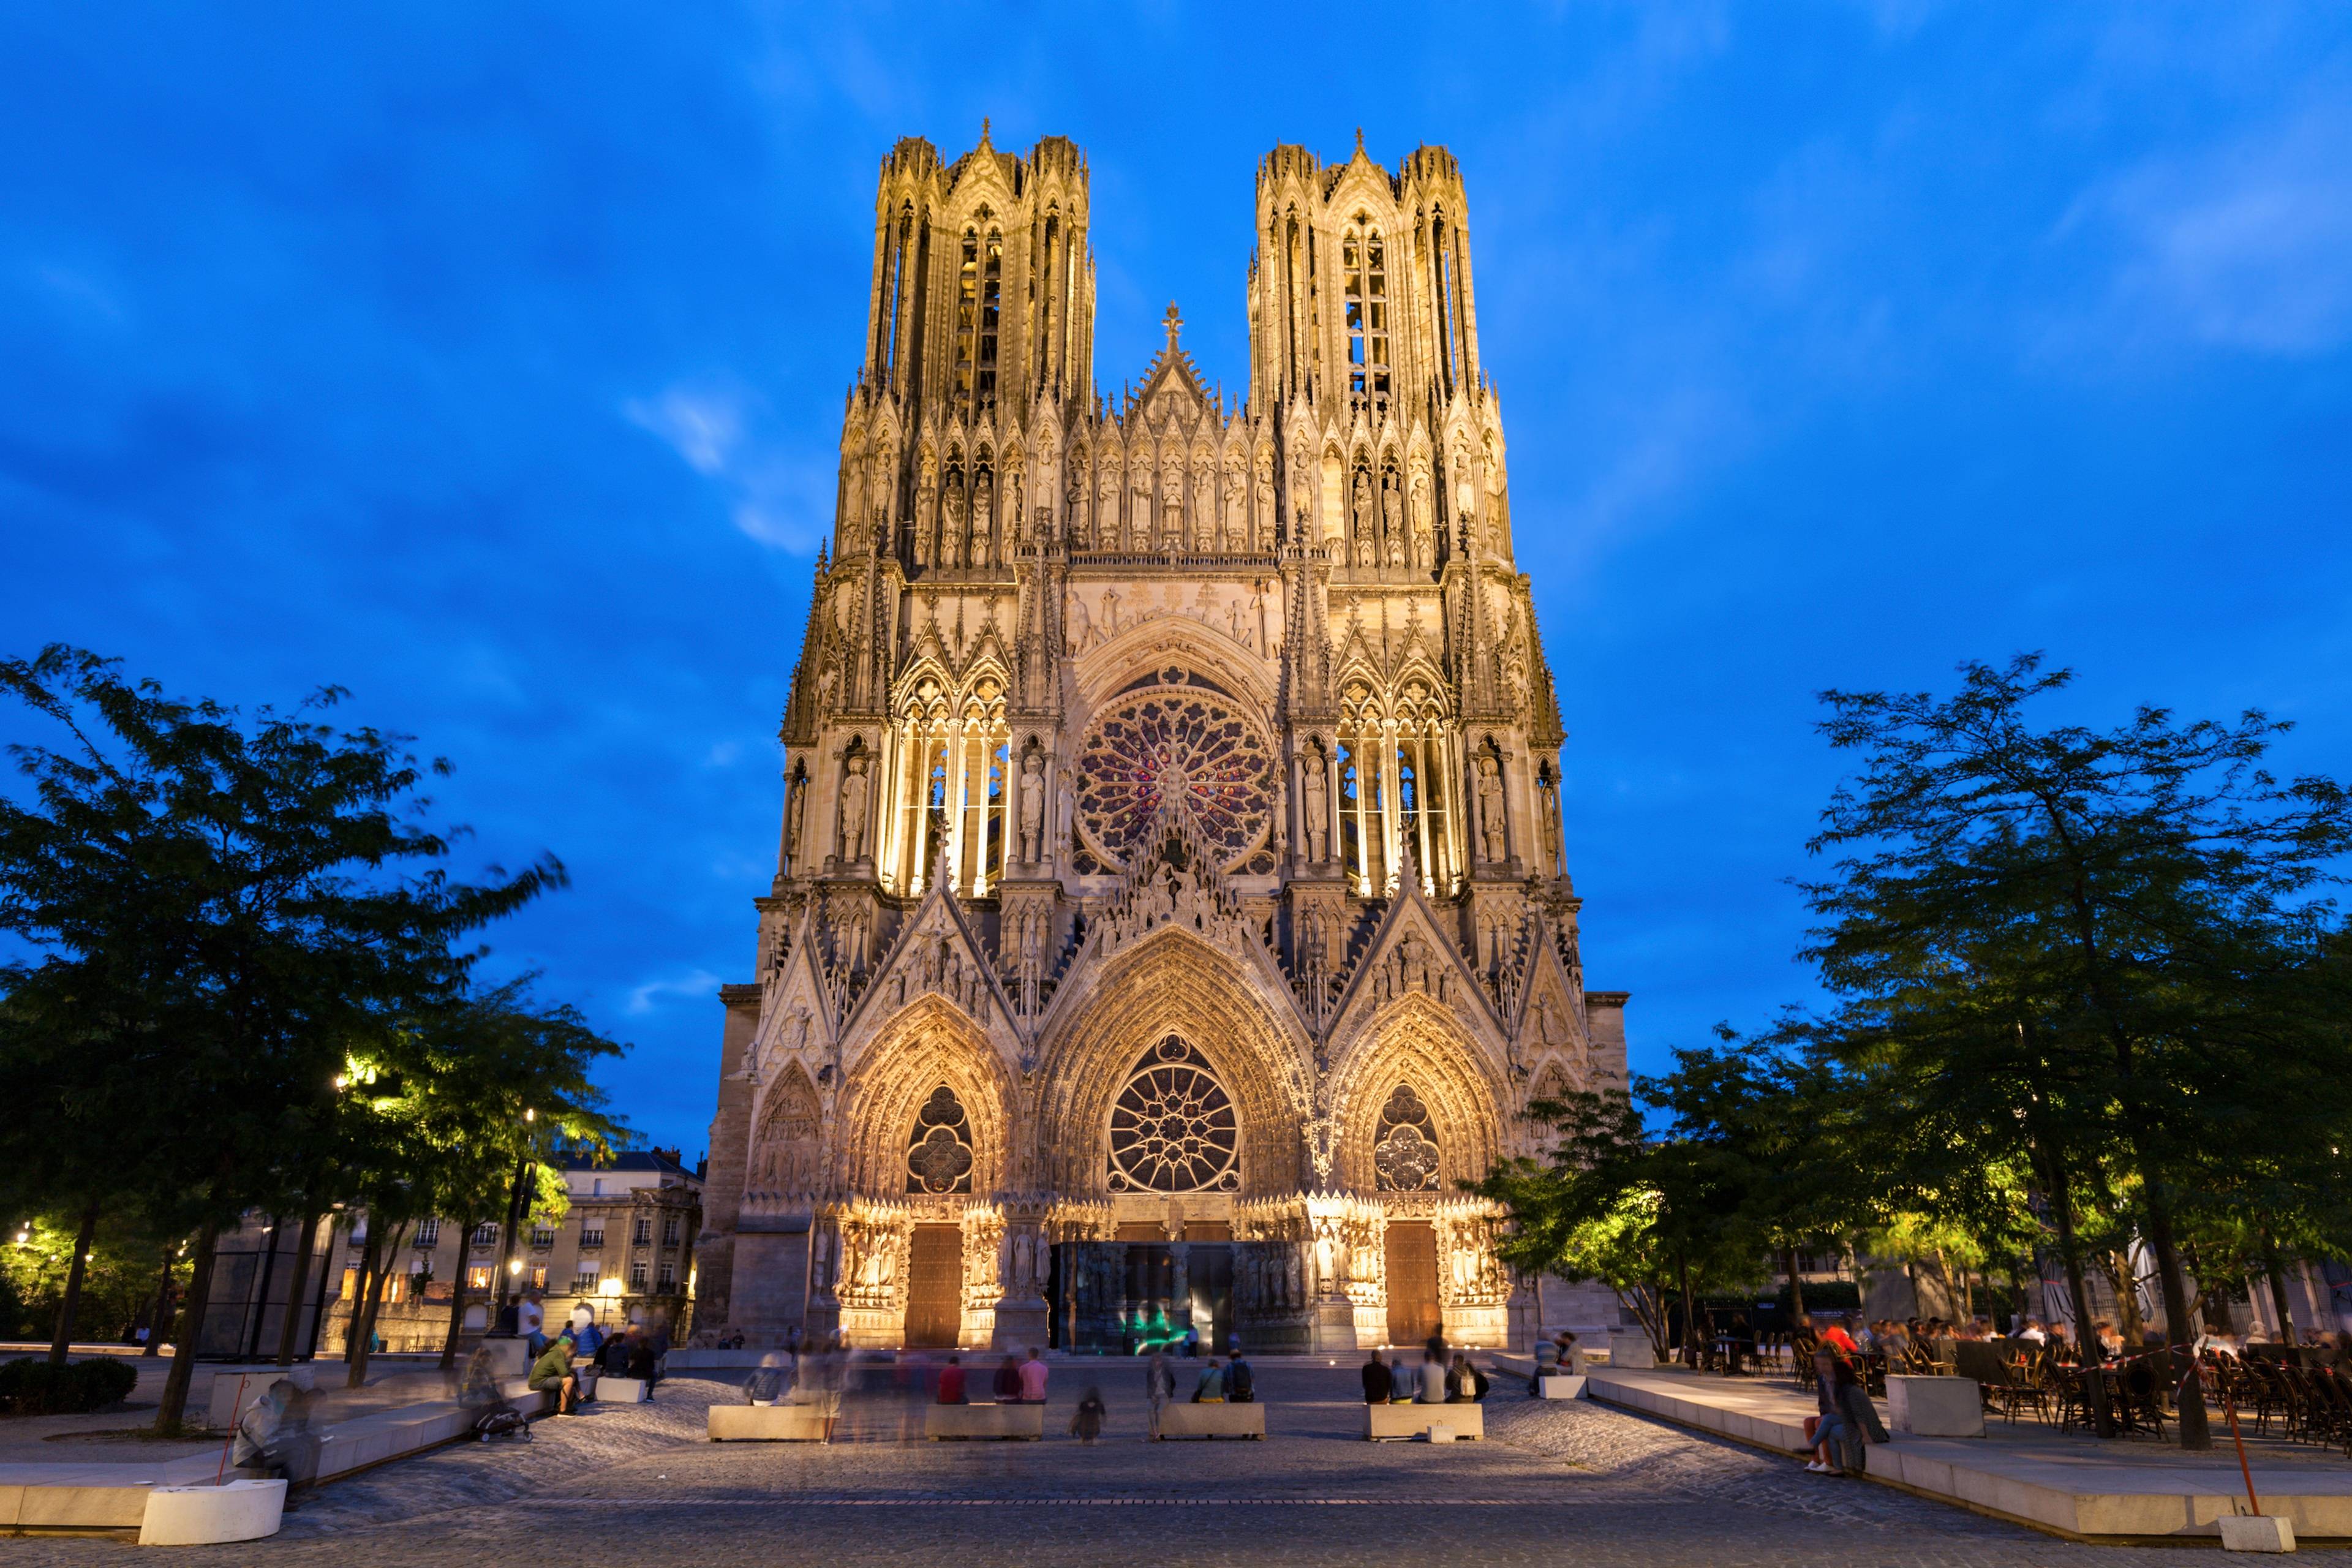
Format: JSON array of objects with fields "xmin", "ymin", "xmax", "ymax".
[
  {"xmin": 904, "ymin": 1224, "xmax": 963, "ymax": 1348},
  {"xmin": 1384, "ymin": 1221, "xmax": 1441, "ymax": 1347}
]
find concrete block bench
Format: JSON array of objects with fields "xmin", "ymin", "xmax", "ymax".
[
  {"xmin": 1366, "ymin": 1403, "xmax": 1485, "ymax": 1441},
  {"xmin": 925, "ymin": 1402, "xmax": 1046, "ymax": 1440},
  {"xmin": 1887, "ymin": 1375, "xmax": 1984, "ymax": 1438},
  {"xmin": 138, "ymin": 1480, "xmax": 287, "ymax": 1546},
  {"xmin": 595, "ymin": 1376, "xmax": 649, "ymax": 1404},
  {"xmin": 709, "ymin": 1403, "xmax": 832, "ymax": 1441},
  {"xmin": 1538, "ymin": 1374, "xmax": 1588, "ymax": 1400},
  {"xmin": 1158, "ymin": 1403, "xmax": 1265, "ymax": 1439}
]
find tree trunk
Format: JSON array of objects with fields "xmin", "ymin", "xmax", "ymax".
[
  {"xmin": 1784, "ymin": 1245, "xmax": 1807, "ymax": 1321},
  {"xmin": 154, "ymin": 1218, "xmax": 222, "ymax": 1434},
  {"xmin": 439, "ymin": 1216, "xmax": 479, "ymax": 1371},
  {"xmin": 2035, "ymin": 1144, "xmax": 2114, "ymax": 1438},
  {"xmin": 494, "ymin": 1157, "xmax": 530, "ymax": 1313},
  {"xmin": 1676, "ymin": 1257, "xmax": 1696, "ymax": 1367},
  {"xmin": 2136, "ymin": 1182, "xmax": 2211, "ymax": 1450},
  {"xmin": 345, "ymin": 1219, "xmax": 410, "ymax": 1389},
  {"xmin": 2262, "ymin": 1235, "xmax": 2297, "ymax": 1343},
  {"xmin": 345, "ymin": 1227, "xmax": 383, "ymax": 1384},
  {"xmin": 47, "ymin": 1199, "xmax": 102, "ymax": 1368},
  {"xmin": 273, "ymin": 1210, "xmax": 320, "ymax": 1366}
]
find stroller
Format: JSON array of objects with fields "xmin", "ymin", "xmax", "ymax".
[{"xmin": 461, "ymin": 1346, "xmax": 535, "ymax": 1443}]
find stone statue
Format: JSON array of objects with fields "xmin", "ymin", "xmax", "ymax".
[
  {"xmin": 1065, "ymin": 590, "xmax": 1092, "ymax": 654},
  {"xmin": 971, "ymin": 473, "xmax": 994, "ymax": 566},
  {"xmin": 1302, "ymin": 758, "xmax": 1329, "ymax": 861},
  {"xmin": 1476, "ymin": 755, "xmax": 1506, "ymax": 863},
  {"xmin": 785, "ymin": 772, "xmax": 807, "ymax": 861},
  {"xmin": 1018, "ymin": 751, "xmax": 1046, "ymax": 862},
  {"xmin": 1382, "ymin": 480, "xmax": 1404, "ymax": 565},
  {"xmin": 941, "ymin": 482, "xmax": 966, "ymax": 567},
  {"xmin": 839, "ymin": 756, "xmax": 871, "ymax": 861}
]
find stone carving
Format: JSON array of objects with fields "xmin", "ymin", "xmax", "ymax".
[
  {"xmin": 1475, "ymin": 755, "xmax": 1505, "ymax": 863},
  {"xmin": 839, "ymin": 755, "xmax": 871, "ymax": 861},
  {"xmin": 1017, "ymin": 751, "xmax": 1046, "ymax": 862},
  {"xmin": 1302, "ymin": 753, "xmax": 1330, "ymax": 862}
]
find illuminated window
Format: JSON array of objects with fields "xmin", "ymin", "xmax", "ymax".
[
  {"xmin": 630, "ymin": 1260, "xmax": 649, "ymax": 1290},
  {"xmin": 466, "ymin": 1264, "xmax": 492, "ymax": 1291},
  {"xmin": 1107, "ymin": 1038, "xmax": 1239, "ymax": 1194},
  {"xmin": 529, "ymin": 1265, "xmax": 548, "ymax": 1290},
  {"xmin": 1343, "ymin": 227, "xmax": 1390, "ymax": 398},
  {"xmin": 1373, "ymin": 1085, "xmax": 1440, "ymax": 1191}
]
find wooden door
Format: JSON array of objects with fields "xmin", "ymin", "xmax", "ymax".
[
  {"xmin": 903, "ymin": 1224, "xmax": 963, "ymax": 1348},
  {"xmin": 1384, "ymin": 1221, "xmax": 1441, "ymax": 1348}
]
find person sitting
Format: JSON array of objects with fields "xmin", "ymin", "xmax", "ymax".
[
  {"xmin": 528, "ymin": 1336, "xmax": 580, "ymax": 1416},
  {"xmin": 1389, "ymin": 1354, "xmax": 1418, "ymax": 1403},
  {"xmin": 992, "ymin": 1353, "xmax": 1023, "ymax": 1403},
  {"xmin": 744, "ymin": 1352, "xmax": 790, "ymax": 1406},
  {"xmin": 1417, "ymin": 1352, "xmax": 1449, "ymax": 1404},
  {"xmin": 1449, "ymin": 1352, "xmax": 1488, "ymax": 1402},
  {"xmin": 1227, "ymin": 1353, "xmax": 1255, "ymax": 1404},
  {"xmin": 1019, "ymin": 1348, "xmax": 1049, "ymax": 1404},
  {"xmin": 1193, "ymin": 1359, "xmax": 1226, "ymax": 1403},
  {"xmin": 936, "ymin": 1354, "xmax": 968, "ymax": 1405},
  {"xmin": 1530, "ymin": 1336, "xmax": 1560, "ymax": 1396},
  {"xmin": 1360, "ymin": 1350, "xmax": 1392, "ymax": 1405}
]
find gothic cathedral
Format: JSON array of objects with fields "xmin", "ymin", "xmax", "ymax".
[{"xmin": 695, "ymin": 129, "xmax": 1626, "ymax": 1354}]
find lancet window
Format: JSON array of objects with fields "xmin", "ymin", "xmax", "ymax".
[
  {"xmin": 976, "ymin": 228, "xmax": 1002, "ymax": 402},
  {"xmin": 1343, "ymin": 226, "xmax": 1390, "ymax": 400},
  {"xmin": 906, "ymin": 1085, "xmax": 974, "ymax": 1194},
  {"xmin": 1338, "ymin": 679, "xmax": 1461, "ymax": 895},
  {"xmin": 882, "ymin": 674, "xmax": 1013, "ymax": 897}
]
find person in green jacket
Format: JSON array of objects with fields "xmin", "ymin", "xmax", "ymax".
[{"xmin": 528, "ymin": 1336, "xmax": 579, "ymax": 1416}]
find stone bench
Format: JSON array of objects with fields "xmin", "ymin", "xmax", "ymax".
[
  {"xmin": 594, "ymin": 1376, "xmax": 649, "ymax": 1404},
  {"xmin": 709, "ymin": 1403, "xmax": 832, "ymax": 1441},
  {"xmin": 1366, "ymin": 1403, "xmax": 1485, "ymax": 1441},
  {"xmin": 138, "ymin": 1480, "xmax": 287, "ymax": 1546},
  {"xmin": 1538, "ymin": 1374, "xmax": 1587, "ymax": 1400},
  {"xmin": 1887, "ymin": 1375, "xmax": 1983, "ymax": 1438},
  {"xmin": 1158, "ymin": 1402, "xmax": 1265, "ymax": 1439},
  {"xmin": 925, "ymin": 1401, "xmax": 1046, "ymax": 1441}
]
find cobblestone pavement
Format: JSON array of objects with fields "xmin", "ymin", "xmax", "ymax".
[{"xmin": 0, "ymin": 1364, "xmax": 2230, "ymax": 1564}]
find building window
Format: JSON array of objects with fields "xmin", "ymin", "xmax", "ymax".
[
  {"xmin": 1373, "ymin": 1084, "xmax": 1441, "ymax": 1191},
  {"xmin": 906, "ymin": 1085, "xmax": 975, "ymax": 1194},
  {"xmin": 339, "ymin": 1267, "xmax": 357, "ymax": 1300},
  {"xmin": 415, "ymin": 1218, "xmax": 440, "ymax": 1247},
  {"xmin": 1107, "ymin": 1038, "xmax": 1239, "ymax": 1194},
  {"xmin": 1342, "ymin": 227, "xmax": 1390, "ymax": 398},
  {"xmin": 658, "ymin": 1264, "xmax": 676, "ymax": 1292},
  {"xmin": 467, "ymin": 1264, "xmax": 492, "ymax": 1291},
  {"xmin": 955, "ymin": 229, "xmax": 978, "ymax": 399},
  {"xmin": 976, "ymin": 228, "xmax": 1001, "ymax": 401},
  {"xmin": 573, "ymin": 1270, "xmax": 599, "ymax": 1294},
  {"xmin": 662, "ymin": 1215, "xmax": 682, "ymax": 1246},
  {"xmin": 472, "ymin": 1222, "xmax": 498, "ymax": 1246},
  {"xmin": 529, "ymin": 1265, "xmax": 548, "ymax": 1290},
  {"xmin": 579, "ymin": 1226, "xmax": 605, "ymax": 1250},
  {"xmin": 530, "ymin": 1226, "xmax": 554, "ymax": 1250}
]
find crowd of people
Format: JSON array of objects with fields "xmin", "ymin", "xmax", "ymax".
[
  {"xmin": 1358, "ymin": 1331, "xmax": 1491, "ymax": 1408},
  {"xmin": 519, "ymin": 1294, "xmax": 669, "ymax": 1417}
]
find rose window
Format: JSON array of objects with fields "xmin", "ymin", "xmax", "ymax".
[
  {"xmin": 905, "ymin": 1085, "xmax": 974, "ymax": 1194},
  {"xmin": 1373, "ymin": 1084, "xmax": 1440, "ymax": 1191},
  {"xmin": 1075, "ymin": 676, "xmax": 1273, "ymax": 872},
  {"xmin": 1107, "ymin": 1038, "xmax": 1240, "ymax": 1193}
]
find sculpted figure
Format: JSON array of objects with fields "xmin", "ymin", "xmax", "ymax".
[
  {"xmin": 839, "ymin": 756, "xmax": 870, "ymax": 861},
  {"xmin": 1476, "ymin": 755, "xmax": 1506, "ymax": 862},
  {"xmin": 941, "ymin": 483, "xmax": 966, "ymax": 568},
  {"xmin": 971, "ymin": 473, "xmax": 994, "ymax": 565},
  {"xmin": 1018, "ymin": 752, "xmax": 1046, "ymax": 861},
  {"xmin": 784, "ymin": 772, "xmax": 807, "ymax": 861},
  {"xmin": 1302, "ymin": 758, "xmax": 1329, "ymax": 861},
  {"xmin": 1065, "ymin": 590, "xmax": 1093, "ymax": 655},
  {"xmin": 1382, "ymin": 481, "xmax": 1404, "ymax": 565}
]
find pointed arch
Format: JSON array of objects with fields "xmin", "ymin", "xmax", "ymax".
[
  {"xmin": 746, "ymin": 1063, "xmax": 822, "ymax": 1198},
  {"xmin": 1325, "ymin": 992, "xmax": 1508, "ymax": 1194},
  {"xmin": 840, "ymin": 994, "xmax": 1016, "ymax": 1200}
]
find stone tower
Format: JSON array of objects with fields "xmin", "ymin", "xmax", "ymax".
[{"xmin": 694, "ymin": 129, "xmax": 1626, "ymax": 1355}]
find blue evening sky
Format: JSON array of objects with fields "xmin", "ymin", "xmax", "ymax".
[{"xmin": 5, "ymin": 5, "xmax": 2348, "ymax": 1162}]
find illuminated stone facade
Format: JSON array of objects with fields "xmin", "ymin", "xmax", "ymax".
[{"xmin": 695, "ymin": 128, "xmax": 1627, "ymax": 1353}]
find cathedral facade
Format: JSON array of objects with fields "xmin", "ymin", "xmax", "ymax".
[{"xmin": 695, "ymin": 129, "xmax": 1626, "ymax": 1354}]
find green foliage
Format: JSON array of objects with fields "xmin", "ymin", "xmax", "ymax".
[
  {"xmin": 0, "ymin": 1355, "xmax": 138, "ymax": 1414},
  {"xmin": 0, "ymin": 1213, "xmax": 167, "ymax": 1344}
]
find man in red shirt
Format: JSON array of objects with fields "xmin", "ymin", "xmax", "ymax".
[
  {"xmin": 1819, "ymin": 1319, "xmax": 1860, "ymax": 1357},
  {"xmin": 936, "ymin": 1354, "xmax": 968, "ymax": 1404}
]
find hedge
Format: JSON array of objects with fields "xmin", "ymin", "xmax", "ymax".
[{"xmin": 0, "ymin": 1355, "xmax": 140, "ymax": 1415}]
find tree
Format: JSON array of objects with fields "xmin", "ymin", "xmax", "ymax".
[
  {"xmin": 0, "ymin": 647, "xmax": 565, "ymax": 1431},
  {"xmin": 1800, "ymin": 655, "xmax": 2352, "ymax": 1449}
]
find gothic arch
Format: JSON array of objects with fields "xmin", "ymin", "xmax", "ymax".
[
  {"xmin": 838, "ymin": 994, "xmax": 1016, "ymax": 1199},
  {"xmin": 746, "ymin": 1063, "xmax": 822, "ymax": 1199},
  {"xmin": 1033, "ymin": 928, "xmax": 1311, "ymax": 1200},
  {"xmin": 1324, "ymin": 992, "xmax": 1507, "ymax": 1194},
  {"xmin": 1068, "ymin": 612, "xmax": 1278, "ymax": 718}
]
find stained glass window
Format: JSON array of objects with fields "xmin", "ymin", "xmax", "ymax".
[
  {"xmin": 906, "ymin": 1085, "xmax": 974, "ymax": 1194},
  {"xmin": 1373, "ymin": 1084, "xmax": 1440, "ymax": 1191},
  {"xmin": 1074, "ymin": 674, "xmax": 1273, "ymax": 872}
]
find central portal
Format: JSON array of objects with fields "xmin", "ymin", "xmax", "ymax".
[
  {"xmin": 904, "ymin": 1223, "xmax": 962, "ymax": 1348},
  {"xmin": 1384, "ymin": 1220, "xmax": 1440, "ymax": 1347}
]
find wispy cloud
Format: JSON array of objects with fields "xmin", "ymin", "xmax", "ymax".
[
  {"xmin": 624, "ymin": 380, "xmax": 831, "ymax": 552},
  {"xmin": 625, "ymin": 968, "xmax": 724, "ymax": 1016},
  {"xmin": 2058, "ymin": 97, "xmax": 2352, "ymax": 357}
]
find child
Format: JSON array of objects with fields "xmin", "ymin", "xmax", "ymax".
[{"xmin": 1071, "ymin": 1385, "xmax": 1107, "ymax": 1444}]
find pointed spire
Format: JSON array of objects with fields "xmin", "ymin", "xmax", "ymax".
[
  {"xmin": 1354, "ymin": 126, "xmax": 1365, "ymax": 157},
  {"xmin": 979, "ymin": 115, "xmax": 993, "ymax": 148}
]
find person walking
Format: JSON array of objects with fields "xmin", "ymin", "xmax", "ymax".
[
  {"xmin": 518, "ymin": 1291, "xmax": 546, "ymax": 1357},
  {"xmin": 1144, "ymin": 1350, "xmax": 1173, "ymax": 1440},
  {"xmin": 1361, "ymin": 1350, "xmax": 1392, "ymax": 1404},
  {"xmin": 1071, "ymin": 1385, "xmax": 1107, "ymax": 1443}
]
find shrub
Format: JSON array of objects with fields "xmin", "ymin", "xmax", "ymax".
[{"xmin": 0, "ymin": 1355, "xmax": 140, "ymax": 1414}]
